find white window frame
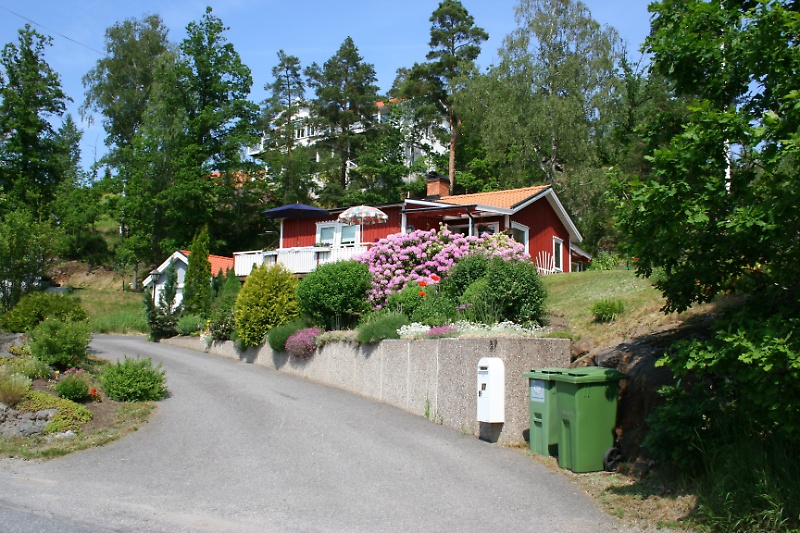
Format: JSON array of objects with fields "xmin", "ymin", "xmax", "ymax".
[
  {"xmin": 553, "ymin": 237, "xmax": 564, "ymax": 272},
  {"xmin": 510, "ymin": 221, "xmax": 529, "ymax": 254},
  {"xmin": 316, "ymin": 222, "xmax": 361, "ymax": 247},
  {"xmin": 449, "ymin": 221, "xmax": 499, "ymax": 237}
]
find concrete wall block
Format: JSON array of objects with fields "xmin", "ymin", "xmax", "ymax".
[{"xmin": 378, "ymin": 340, "xmax": 411, "ymax": 408}]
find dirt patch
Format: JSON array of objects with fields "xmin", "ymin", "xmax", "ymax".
[{"xmin": 49, "ymin": 261, "xmax": 122, "ymax": 291}]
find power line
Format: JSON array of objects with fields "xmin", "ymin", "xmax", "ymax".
[{"xmin": 1, "ymin": 6, "xmax": 105, "ymax": 56}]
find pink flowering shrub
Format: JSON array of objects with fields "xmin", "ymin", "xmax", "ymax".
[
  {"xmin": 425, "ymin": 324, "xmax": 458, "ymax": 338},
  {"xmin": 356, "ymin": 228, "xmax": 527, "ymax": 309},
  {"xmin": 285, "ymin": 327, "xmax": 323, "ymax": 359}
]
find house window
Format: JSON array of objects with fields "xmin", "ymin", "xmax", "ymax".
[
  {"xmin": 510, "ymin": 221, "xmax": 529, "ymax": 254},
  {"xmin": 341, "ymin": 224, "xmax": 357, "ymax": 245},
  {"xmin": 553, "ymin": 237, "xmax": 564, "ymax": 272},
  {"xmin": 449, "ymin": 221, "xmax": 499, "ymax": 236},
  {"xmin": 316, "ymin": 223, "xmax": 360, "ymax": 247},
  {"xmin": 319, "ymin": 226, "xmax": 335, "ymax": 246}
]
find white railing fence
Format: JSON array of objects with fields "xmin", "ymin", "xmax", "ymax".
[{"xmin": 234, "ymin": 245, "xmax": 370, "ymax": 277}]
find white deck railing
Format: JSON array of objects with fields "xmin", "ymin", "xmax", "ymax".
[{"xmin": 234, "ymin": 245, "xmax": 370, "ymax": 276}]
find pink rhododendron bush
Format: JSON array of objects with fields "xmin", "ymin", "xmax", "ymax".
[{"xmin": 356, "ymin": 228, "xmax": 527, "ymax": 309}]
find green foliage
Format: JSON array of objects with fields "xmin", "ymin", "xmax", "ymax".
[
  {"xmin": 483, "ymin": 259, "xmax": 547, "ymax": 325},
  {"xmin": 590, "ymin": 298, "xmax": 625, "ymax": 322},
  {"xmin": 0, "ymin": 27, "xmax": 71, "ymax": 220},
  {"xmin": 588, "ymin": 251, "xmax": 618, "ymax": 271},
  {"xmin": 234, "ymin": 264, "xmax": 299, "ymax": 347},
  {"xmin": 296, "ymin": 260, "xmax": 371, "ymax": 330},
  {"xmin": 0, "ymin": 356, "xmax": 51, "ymax": 380},
  {"xmin": 0, "ymin": 210, "xmax": 62, "ymax": 313},
  {"xmin": 661, "ymin": 310, "xmax": 800, "ymax": 440},
  {"xmin": 175, "ymin": 314, "xmax": 204, "ymax": 336},
  {"xmin": 409, "ymin": 286, "xmax": 455, "ymax": 327},
  {"xmin": 396, "ymin": 0, "xmax": 488, "ymax": 185},
  {"xmin": 267, "ymin": 319, "xmax": 307, "ymax": 352},
  {"xmin": 16, "ymin": 391, "xmax": 92, "ymax": 433},
  {"xmin": 617, "ymin": 1, "xmax": 800, "ymax": 313},
  {"xmin": 28, "ymin": 318, "xmax": 91, "ymax": 370},
  {"xmin": 356, "ymin": 312, "xmax": 409, "ymax": 344},
  {"xmin": 0, "ymin": 370, "xmax": 32, "ymax": 407},
  {"xmin": 0, "ymin": 292, "xmax": 88, "ymax": 333},
  {"xmin": 182, "ymin": 226, "xmax": 212, "ymax": 316},
  {"xmin": 386, "ymin": 284, "xmax": 427, "ymax": 318},
  {"xmin": 439, "ymin": 254, "xmax": 489, "ymax": 301},
  {"xmin": 54, "ymin": 375, "xmax": 90, "ymax": 402},
  {"xmin": 207, "ymin": 268, "xmax": 240, "ymax": 341},
  {"xmin": 457, "ymin": 277, "xmax": 501, "ymax": 324},
  {"xmin": 694, "ymin": 429, "xmax": 800, "ymax": 533},
  {"xmin": 99, "ymin": 356, "xmax": 168, "ymax": 402}
]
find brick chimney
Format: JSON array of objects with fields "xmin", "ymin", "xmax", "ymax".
[{"xmin": 426, "ymin": 171, "xmax": 450, "ymax": 200}]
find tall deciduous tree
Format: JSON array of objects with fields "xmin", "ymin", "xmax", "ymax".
[
  {"xmin": 616, "ymin": 0, "xmax": 800, "ymax": 312},
  {"xmin": 0, "ymin": 26, "xmax": 70, "ymax": 218},
  {"xmin": 305, "ymin": 37, "xmax": 380, "ymax": 200},
  {"xmin": 397, "ymin": 0, "xmax": 488, "ymax": 192}
]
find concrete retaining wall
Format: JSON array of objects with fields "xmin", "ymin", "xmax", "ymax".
[{"xmin": 163, "ymin": 336, "xmax": 570, "ymax": 445}]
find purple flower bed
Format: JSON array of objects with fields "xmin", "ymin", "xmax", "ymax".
[
  {"xmin": 285, "ymin": 327, "xmax": 323, "ymax": 359},
  {"xmin": 356, "ymin": 228, "xmax": 527, "ymax": 309},
  {"xmin": 425, "ymin": 324, "xmax": 458, "ymax": 338}
]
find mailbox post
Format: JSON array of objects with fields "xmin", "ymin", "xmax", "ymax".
[{"xmin": 477, "ymin": 357, "xmax": 505, "ymax": 423}]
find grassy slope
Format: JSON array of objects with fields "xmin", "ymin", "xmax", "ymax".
[{"xmin": 541, "ymin": 268, "xmax": 707, "ymax": 349}]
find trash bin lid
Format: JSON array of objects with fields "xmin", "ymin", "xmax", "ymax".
[
  {"xmin": 522, "ymin": 367, "xmax": 567, "ymax": 380},
  {"xmin": 551, "ymin": 366, "xmax": 626, "ymax": 384}
]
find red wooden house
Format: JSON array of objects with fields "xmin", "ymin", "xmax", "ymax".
[{"xmin": 233, "ymin": 174, "xmax": 587, "ymax": 276}]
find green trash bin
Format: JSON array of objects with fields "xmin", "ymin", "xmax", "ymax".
[
  {"xmin": 522, "ymin": 368, "xmax": 564, "ymax": 457},
  {"xmin": 552, "ymin": 367, "xmax": 626, "ymax": 473}
]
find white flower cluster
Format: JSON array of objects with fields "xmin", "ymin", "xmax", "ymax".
[
  {"xmin": 396, "ymin": 323, "xmax": 431, "ymax": 339},
  {"xmin": 397, "ymin": 321, "xmax": 546, "ymax": 339}
]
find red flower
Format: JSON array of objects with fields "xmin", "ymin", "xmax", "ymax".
[
  {"xmin": 419, "ymin": 291, "xmax": 426, "ymax": 297},
  {"xmin": 419, "ymin": 281, "xmax": 427, "ymax": 287},
  {"xmin": 430, "ymin": 274, "xmax": 440, "ymax": 282}
]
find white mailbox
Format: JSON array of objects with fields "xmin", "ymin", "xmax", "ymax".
[{"xmin": 477, "ymin": 357, "xmax": 505, "ymax": 423}]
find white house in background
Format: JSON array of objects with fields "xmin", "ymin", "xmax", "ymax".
[
  {"xmin": 142, "ymin": 250, "xmax": 234, "ymax": 309},
  {"xmin": 247, "ymin": 98, "xmax": 448, "ymax": 173}
]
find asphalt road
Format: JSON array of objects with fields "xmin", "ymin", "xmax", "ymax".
[{"xmin": 0, "ymin": 335, "xmax": 634, "ymax": 532}]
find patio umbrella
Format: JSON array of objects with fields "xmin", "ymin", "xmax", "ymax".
[
  {"xmin": 262, "ymin": 203, "xmax": 329, "ymax": 219},
  {"xmin": 337, "ymin": 205, "xmax": 388, "ymax": 225}
]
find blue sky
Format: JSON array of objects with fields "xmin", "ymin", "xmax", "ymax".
[{"xmin": 0, "ymin": 0, "xmax": 653, "ymax": 169}]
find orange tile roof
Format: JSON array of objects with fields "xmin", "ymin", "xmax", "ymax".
[
  {"xmin": 437, "ymin": 185, "xmax": 550, "ymax": 210},
  {"xmin": 179, "ymin": 250, "xmax": 234, "ymax": 275}
]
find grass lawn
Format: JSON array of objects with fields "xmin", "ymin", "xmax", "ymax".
[{"xmin": 542, "ymin": 268, "xmax": 704, "ymax": 347}]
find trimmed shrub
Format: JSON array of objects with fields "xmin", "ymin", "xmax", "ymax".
[
  {"xmin": 0, "ymin": 370, "xmax": 32, "ymax": 406},
  {"xmin": 296, "ymin": 260, "xmax": 371, "ymax": 330},
  {"xmin": 99, "ymin": 356, "xmax": 168, "ymax": 402},
  {"xmin": 29, "ymin": 318, "xmax": 91, "ymax": 370},
  {"xmin": 54, "ymin": 374, "xmax": 90, "ymax": 402},
  {"xmin": 591, "ymin": 299, "xmax": 625, "ymax": 322},
  {"xmin": 234, "ymin": 264, "xmax": 299, "ymax": 348},
  {"xmin": 357, "ymin": 312, "xmax": 409, "ymax": 344},
  {"xmin": 176, "ymin": 314, "xmax": 204, "ymax": 336},
  {"xmin": 284, "ymin": 327, "xmax": 322, "ymax": 359},
  {"xmin": 267, "ymin": 319, "xmax": 307, "ymax": 352},
  {"xmin": 207, "ymin": 269, "xmax": 241, "ymax": 341},
  {"xmin": 0, "ymin": 292, "xmax": 88, "ymax": 333},
  {"xmin": 16, "ymin": 391, "xmax": 92, "ymax": 433},
  {"xmin": 439, "ymin": 254, "xmax": 490, "ymax": 301},
  {"xmin": 483, "ymin": 259, "xmax": 547, "ymax": 325}
]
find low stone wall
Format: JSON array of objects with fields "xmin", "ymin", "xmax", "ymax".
[{"xmin": 163, "ymin": 336, "xmax": 570, "ymax": 445}]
